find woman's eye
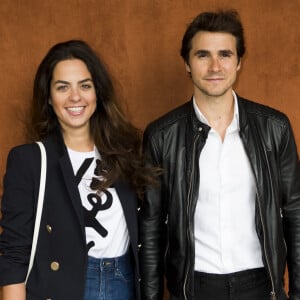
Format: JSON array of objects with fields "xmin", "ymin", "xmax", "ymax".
[
  {"xmin": 57, "ymin": 85, "xmax": 68, "ymax": 91},
  {"xmin": 81, "ymin": 84, "xmax": 92, "ymax": 90}
]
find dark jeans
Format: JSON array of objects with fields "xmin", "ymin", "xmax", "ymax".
[
  {"xmin": 170, "ymin": 268, "xmax": 287, "ymax": 300},
  {"xmin": 84, "ymin": 252, "xmax": 135, "ymax": 300},
  {"xmin": 192, "ymin": 268, "xmax": 287, "ymax": 300}
]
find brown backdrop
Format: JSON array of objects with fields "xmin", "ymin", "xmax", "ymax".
[{"xmin": 0, "ymin": 0, "xmax": 299, "ymax": 298}]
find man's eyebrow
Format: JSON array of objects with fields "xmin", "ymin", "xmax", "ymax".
[
  {"xmin": 193, "ymin": 49, "xmax": 235, "ymax": 56},
  {"xmin": 194, "ymin": 50, "xmax": 210, "ymax": 56},
  {"xmin": 219, "ymin": 49, "xmax": 234, "ymax": 54}
]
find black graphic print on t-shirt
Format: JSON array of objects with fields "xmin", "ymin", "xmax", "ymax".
[{"xmin": 75, "ymin": 158, "xmax": 113, "ymax": 252}]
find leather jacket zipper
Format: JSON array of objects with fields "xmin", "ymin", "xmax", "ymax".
[
  {"xmin": 256, "ymin": 192, "xmax": 276, "ymax": 300},
  {"xmin": 164, "ymin": 214, "xmax": 169, "ymax": 266},
  {"xmin": 183, "ymin": 129, "xmax": 201, "ymax": 300}
]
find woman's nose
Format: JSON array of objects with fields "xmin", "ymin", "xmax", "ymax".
[{"xmin": 70, "ymin": 88, "xmax": 81, "ymax": 101}]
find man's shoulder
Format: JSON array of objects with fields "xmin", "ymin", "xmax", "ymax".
[
  {"xmin": 239, "ymin": 96, "xmax": 289, "ymax": 125},
  {"xmin": 145, "ymin": 100, "xmax": 192, "ymax": 136}
]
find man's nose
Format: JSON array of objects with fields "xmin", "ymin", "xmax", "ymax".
[{"xmin": 209, "ymin": 57, "xmax": 221, "ymax": 72}]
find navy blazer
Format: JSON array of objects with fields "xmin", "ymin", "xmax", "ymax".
[{"xmin": 0, "ymin": 132, "xmax": 141, "ymax": 299}]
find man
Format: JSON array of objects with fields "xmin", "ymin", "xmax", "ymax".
[{"xmin": 140, "ymin": 10, "xmax": 300, "ymax": 300}]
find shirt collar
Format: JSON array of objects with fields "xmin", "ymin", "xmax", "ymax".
[{"xmin": 192, "ymin": 91, "xmax": 240, "ymax": 131}]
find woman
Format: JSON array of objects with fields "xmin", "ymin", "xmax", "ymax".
[{"xmin": 0, "ymin": 40, "xmax": 154, "ymax": 299}]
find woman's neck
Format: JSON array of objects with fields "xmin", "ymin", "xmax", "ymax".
[{"xmin": 62, "ymin": 131, "xmax": 94, "ymax": 152}]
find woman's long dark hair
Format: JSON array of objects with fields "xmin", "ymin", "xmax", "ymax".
[{"xmin": 28, "ymin": 40, "xmax": 157, "ymax": 197}]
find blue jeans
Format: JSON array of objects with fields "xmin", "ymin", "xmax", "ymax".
[{"xmin": 84, "ymin": 252, "xmax": 135, "ymax": 300}]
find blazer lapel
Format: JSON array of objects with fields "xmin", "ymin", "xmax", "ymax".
[
  {"xmin": 114, "ymin": 180, "xmax": 138, "ymax": 248},
  {"xmin": 42, "ymin": 131, "xmax": 86, "ymax": 238},
  {"xmin": 59, "ymin": 154, "xmax": 86, "ymax": 231}
]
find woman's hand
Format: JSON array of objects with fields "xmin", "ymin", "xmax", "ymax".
[{"xmin": 2, "ymin": 283, "xmax": 26, "ymax": 300}]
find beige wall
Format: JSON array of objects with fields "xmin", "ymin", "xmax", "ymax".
[{"xmin": 0, "ymin": 0, "xmax": 299, "ymax": 298}]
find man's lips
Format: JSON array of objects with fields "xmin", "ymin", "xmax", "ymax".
[{"xmin": 205, "ymin": 77, "xmax": 224, "ymax": 80}]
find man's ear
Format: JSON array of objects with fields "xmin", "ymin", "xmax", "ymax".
[
  {"xmin": 185, "ymin": 62, "xmax": 191, "ymax": 74},
  {"xmin": 237, "ymin": 59, "xmax": 241, "ymax": 71}
]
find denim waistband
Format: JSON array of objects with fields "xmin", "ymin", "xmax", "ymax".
[{"xmin": 87, "ymin": 251, "xmax": 131, "ymax": 270}]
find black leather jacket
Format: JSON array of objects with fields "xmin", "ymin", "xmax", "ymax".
[{"xmin": 140, "ymin": 96, "xmax": 300, "ymax": 300}]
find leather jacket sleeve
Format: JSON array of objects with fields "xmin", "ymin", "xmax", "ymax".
[
  {"xmin": 281, "ymin": 119, "xmax": 300, "ymax": 300},
  {"xmin": 139, "ymin": 127, "xmax": 165, "ymax": 300}
]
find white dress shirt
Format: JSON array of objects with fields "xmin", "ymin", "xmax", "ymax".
[{"xmin": 193, "ymin": 92, "xmax": 264, "ymax": 274}]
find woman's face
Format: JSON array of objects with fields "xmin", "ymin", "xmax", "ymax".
[{"xmin": 50, "ymin": 59, "xmax": 97, "ymax": 137}]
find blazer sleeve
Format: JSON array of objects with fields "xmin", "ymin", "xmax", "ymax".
[{"xmin": 0, "ymin": 144, "xmax": 40, "ymax": 285}]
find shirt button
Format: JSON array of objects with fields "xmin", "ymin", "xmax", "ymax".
[
  {"xmin": 50, "ymin": 261, "xmax": 60, "ymax": 271},
  {"xmin": 46, "ymin": 225, "xmax": 52, "ymax": 233}
]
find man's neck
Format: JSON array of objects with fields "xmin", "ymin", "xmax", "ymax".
[{"xmin": 194, "ymin": 91, "xmax": 235, "ymax": 141}]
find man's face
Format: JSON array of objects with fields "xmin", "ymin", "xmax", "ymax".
[{"xmin": 185, "ymin": 31, "xmax": 241, "ymax": 100}]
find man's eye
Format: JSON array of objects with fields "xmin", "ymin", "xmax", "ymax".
[
  {"xmin": 220, "ymin": 51, "xmax": 232, "ymax": 58},
  {"xmin": 197, "ymin": 53, "xmax": 208, "ymax": 58}
]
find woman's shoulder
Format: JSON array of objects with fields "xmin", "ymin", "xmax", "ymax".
[
  {"xmin": 3, "ymin": 143, "xmax": 42, "ymax": 189},
  {"xmin": 9, "ymin": 142, "xmax": 39, "ymax": 154},
  {"xmin": 7, "ymin": 143, "xmax": 41, "ymax": 166}
]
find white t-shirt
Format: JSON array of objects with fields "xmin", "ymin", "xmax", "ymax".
[{"xmin": 68, "ymin": 147, "xmax": 129, "ymax": 258}]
